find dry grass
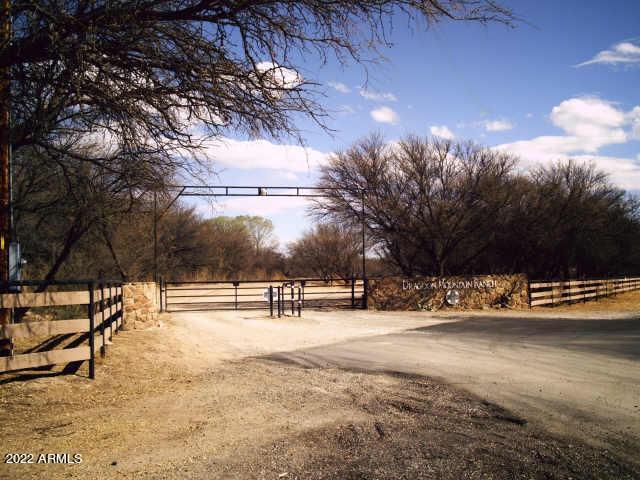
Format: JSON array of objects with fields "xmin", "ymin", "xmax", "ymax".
[{"xmin": 534, "ymin": 289, "xmax": 640, "ymax": 313}]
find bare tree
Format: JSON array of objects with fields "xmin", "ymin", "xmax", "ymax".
[
  {"xmin": 314, "ymin": 134, "xmax": 640, "ymax": 278},
  {"xmin": 7, "ymin": 1, "xmax": 515, "ymax": 169},
  {"xmin": 288, "ymin": 223, "xmax": 360, "ymax": 281},
  {"xmin": 313, "ymin": 134, "xmax": 517, "ymax": 276},
  {"xmin": 14, "ymin": 146, "xmax": 154, "ymax": 282},
  {"xmin": 513, "ymin": 160, "xmax": 639, "ymax": 278}
]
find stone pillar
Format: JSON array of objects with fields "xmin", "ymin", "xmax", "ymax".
[{"xmin": 122, "ymin": 282, "xmax": 159, "ymax": 329}]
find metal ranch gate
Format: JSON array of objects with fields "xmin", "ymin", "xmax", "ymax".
[{"xmin": 160, "ymin": 278, "xmax": 367, "ymax": 312}]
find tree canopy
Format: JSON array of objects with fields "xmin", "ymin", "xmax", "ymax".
[
  {"xmin": 7, "ymin": 0, "xmax": 514, "ymax": 170},
  {"xmin": 6, "ymin": 0, "xmax": 515, "ymax": 281},
  {"xmin": 313, "ymin": 134, "xmax": 640, "ymax": 278}
]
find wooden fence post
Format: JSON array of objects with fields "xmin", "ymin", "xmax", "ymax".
[
  {"xmin": 100, "ymin": 283, "xmax": 105, "ymax": 356},
  {"xmin": 109, "ymin": 283, "xmax": 114, "ymax": 338},
  {"xmin": 88, "ymin": 282, "xmax": 95, "ymax": 379},
  {"xmin": 121, "ymin": 284, "xmax": 125, "ymax": 329}
]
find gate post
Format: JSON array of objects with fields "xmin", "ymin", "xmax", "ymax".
[
  {"xmin": 277, "ymin": 286, "xmax": 281, "ymax": 318},
  {"xmin": 269, "ymin": 285, "xmax": 274, "ymax": 317},
  {"xmin": 351, "ymin": 276, "xmax": 355, "ymax": 309},
  {"xmin": 233, "ymin": 281, "xmax": 239, "ymax": 310},
  {"xmin": 362, "ymin": 278, "xmax": 368, "ymax": 310}
]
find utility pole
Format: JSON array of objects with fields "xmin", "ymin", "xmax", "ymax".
[
  {"xmin": 0, "ymin": 0, "xmax": 11, "ymax": 356},
  {"xmin": 153, "ymin": 191, "xmax": 158, "ymax": 283}
]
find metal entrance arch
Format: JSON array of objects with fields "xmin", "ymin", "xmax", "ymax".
[{"xmin": 153, "ymin": 185, "xmax": 369, "ymax": 311}]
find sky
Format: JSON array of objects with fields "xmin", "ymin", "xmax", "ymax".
[{"xmin": 183, "ymin": 0, "xmax": 640, "ymax": 249}]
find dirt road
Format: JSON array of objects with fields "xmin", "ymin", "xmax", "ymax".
[
  {"xmin": 171, "ymin": 305, "xmax": 640, "ymax": 463},
  {"xmin": 0, "ymin": 294, "xmax": 638, "ymax": 479}
]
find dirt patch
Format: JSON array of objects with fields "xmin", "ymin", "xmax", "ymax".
[{"xmin": 0, "ymin": 313, "xmax": 637, "ymax": 480}]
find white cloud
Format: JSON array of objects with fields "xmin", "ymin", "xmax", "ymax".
[
  {"xmin": 496, "ymin": 136, "xmax": 595, "ymax": 166},
  {"xmin": 572, "ymin": 155, "xmax": 640, "ymax": 191},
  {"xmin": 576, "ymin": 40, "xmax": 640, "ymax": 67},
  {"xmin": 370, "ymin": 106, "xmax": 399, "ymax": 124},
  {"xmin": 327, "ymin": 81, "xmax": 350, "ymax": 94},
  {"xmin": 219, "ymin": 196, "xmax": 311, "ymax": 215},
  {"xmin": 484, "ymin": 120, "xmax": 514, "ymax": 132},
  {"xmin": 359, "ymin": 88, "xmax": 397, "ymax": 102},
  {"xmin": 550, "ymin": 96, "xmax": 628, "ymax": 152},
  {"xmin": 201, "ymin": 137, "xmax": 329, "ymax": 173},
  {"xmin": 495, "ymin": 96, "xmax": 640, "ymax": 189},
  {"xmin": 255, "ymin": 61, "xmax": 302, "ymax": 90},
  {"xmin": 629, "ymin": 106, "xmax": 640, "ymax": 139},
  {"xmin": 525, "ymin": 113, "xmax": 533, "ymax": 118},
  {"xmin": 430, "ymin": 125, "xmax": 455, "ymax": 140}
]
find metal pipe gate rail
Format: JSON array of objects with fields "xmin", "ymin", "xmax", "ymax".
[{"xmin": 160, "ymin": 277, "xmax": 367, "ymax": 313}]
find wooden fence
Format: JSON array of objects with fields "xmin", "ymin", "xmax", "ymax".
[
  {"xmin": 0, "ymin": 281, "xmax": 123, "ymax": 379},
  {"xmin": 529, "ymin": 277, "xmax": 640, "ymax": 307}
]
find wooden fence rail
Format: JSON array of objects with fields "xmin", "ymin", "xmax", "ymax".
[
  {"xmin": 0, "ymin": 281, "xmax": 124, "ymax": 379},
  {"xmin": 529, "ymin": 277, "xmax": 640, "ymax": 307}
]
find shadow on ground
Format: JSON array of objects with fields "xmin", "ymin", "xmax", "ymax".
[{"xmin": 409, "ymin": 315, "xmax": 640, "ymax": 360}]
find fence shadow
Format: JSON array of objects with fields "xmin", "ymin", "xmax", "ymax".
[{"xmin": 0, "ymin": 361, "xmax": 85, "ymax": 385}]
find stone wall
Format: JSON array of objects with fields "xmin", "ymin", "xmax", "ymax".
[
  {"xmin": 122, "ymin": 282, "xmax": 159, "ymax": 329},
  {"xmin": 367, "ymin": 274, "xmax": 529, "ymax": 311}
]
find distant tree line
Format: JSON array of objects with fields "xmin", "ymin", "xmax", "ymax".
[
  {"xmin": 15, "ymin": 147, "xmax": 363, "ymax": 281},
  {"xmin": 16, "ymin": 134, "xmax": 640, "ymax": 282},
  {"xmin": 313, "ymin": 134, "xmax": 640, "ymax": 279}
]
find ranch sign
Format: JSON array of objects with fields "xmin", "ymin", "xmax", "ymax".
[
  {"xmin": 368, "ymin": 274, "xmax": 529, "ymax": 311},
  {"xmin": 402, "ymin": 278, "xmax": 497, "ymax": 291}
]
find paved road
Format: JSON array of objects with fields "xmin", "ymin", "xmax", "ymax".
[
  {"xmin": 171, "ymin": 308, "xmax": 640, "ymax": 463},
  {"xmin": 264, "ymin": 312, "xmax": 640, "ymax": 462}
]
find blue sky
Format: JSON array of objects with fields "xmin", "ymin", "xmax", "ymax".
[{"xmin": 185, "ymin": 0, "xmax": 640, "ymax": 249}]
